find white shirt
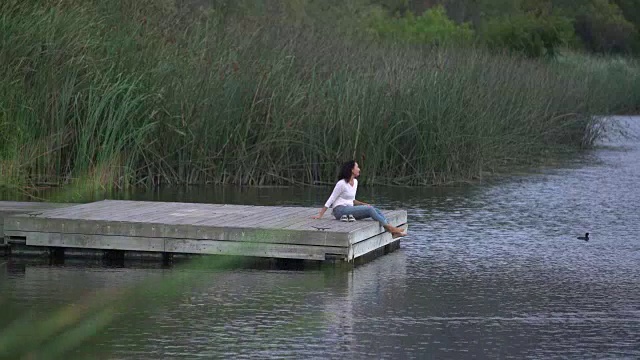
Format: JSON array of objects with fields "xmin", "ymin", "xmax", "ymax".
[{"xmin": 324, "ymin": 179, "xmax": 357, "ymax": 208}]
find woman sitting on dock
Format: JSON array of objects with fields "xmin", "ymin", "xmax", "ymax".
[{"xmin": 312, "ymin": 160, "xmax": 407, "ymax": 238}]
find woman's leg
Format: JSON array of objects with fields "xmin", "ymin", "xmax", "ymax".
[
  {"xmin": 332, "ymin": 205, "xmax": 346, "ymax": 220},
  {"xmin": 348, "ymin": 205, "xmax": 389, "ymax": 224},
  {"xmin": 335, "ymin": 206, "xmax": 406, "ymax": 235},
  {"xmin": 342, "ymin": 206, "xmax": 405, "ymax": 233}
]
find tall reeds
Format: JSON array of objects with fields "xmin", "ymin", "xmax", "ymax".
[{"xmin": 1, "ymin": 0, "xmax": 639, "ymax": 191}]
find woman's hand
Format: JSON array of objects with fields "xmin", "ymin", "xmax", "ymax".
[{"xmin": 312, "ymin": 207, "xmax": 328, "ymax": 219}]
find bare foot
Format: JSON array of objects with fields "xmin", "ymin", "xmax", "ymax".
[
  {"xmin": 384, "ymin": 225, "xmax": 401, "ymax": 233},
  {"xmin": 392, "ymin": 231, "xmax": 407, "ymax": 239}
]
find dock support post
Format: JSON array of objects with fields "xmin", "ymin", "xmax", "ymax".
[
  {"xmin": 104, "ymin": 249, "xmax": 125, "ymax": 266},
  {"xmin": 162, "ymin": 252, "xmax": 173, "ymax": 266},
  {"xmin": 49, "ymin": 247, "xmax": 65, "ymax": 264}
]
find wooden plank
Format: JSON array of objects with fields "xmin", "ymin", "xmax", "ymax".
[
  {"xmin": 172, "ymin": 205, "xmax": 293, "ymax": 226},
  {"xmin": 193, "ymin": 208, "xmax": 274, "ymax": 227},
  {"xmin": 256, "ymin": 209, "xmax": 324, "ymax": 229},
  {"xmin": 0, "ymin": 201, "xmax": 77, "ymax": 213},
  {"xmin": 6, "ymin": 231, "xmax": 164, "ymax": 252},
  {"xmin": 128, "ymin": 207, "xmax": 201, "ymax": 224},
  {"xmin": 163, "ymin": 206, "xmax": 230, "ymax": 220},
  {"xmin": 223, "ymin": 207, "xmax": 309, "ymax": 228},
  {"xmin": 160, "ymin": 204, "xmax": 258, "ymax": 224},
  {"xmin": 192, "ymin": 207, "xmax": 306, "ymax": 229},
  {"xmin": 172, "ymin": 211, "xmax": 266, "ymax": 228},
  {"xmin": 129, "ymin": 203, "xmax": 222, "ymax": 224},
  {"xmin": 35, "ymin": 200, "xmax": 116, "ymax": 218},
  {"xmin": 40, "ymin": 200, "xmax": 206, "ymax": 220},
  {"xmin": 6, "ymin": 230, "xmax": 346, "ymax": 261},
  {"xmin": 274, "ymin": 212, "xmax": 332, "ymax": 230},
  {"xmin": 77, "ymin": 201, "xmax": 162, "ymax": 220},
  {"xmin": 3, "ymin": 216, "xmax": 351, "ymax": 247},
  {"xmin": 165, "ymin": 239, "xmax": 347, "ymax": 261},
  {"xmin": 348, "ymin": 224, "xmax": 408, "ymax": 260},
  {"xmin": 1, "ymin": 201, "xmax": 77, "ymax": 240},
  {"xmin": 122, "ymin": 202, "xmax": 227, "ymax": 224},
  {"xmin": 186, "ymin": 212, "xmax": 256, "ymax": 226},
  {"xmin": 120, "ymin": 206, "xmax": 185, "ymax": 222}
]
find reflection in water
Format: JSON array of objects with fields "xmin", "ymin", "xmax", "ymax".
[{"xmin": 1, "ymin": 116, "xmax": 639, "ymax": 358}]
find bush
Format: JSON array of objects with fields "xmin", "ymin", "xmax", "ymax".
[
  {"xmin": 483, "ymin": 12, "xmax": 575, "ymax": 58},
  {"xmin": 573, "ymin": 0, "xmax": 637, "ymax": 54},
  {"xmin": 367, "ymin": 5, "xmax": 474, "ymax": 46},
  {"xmin": 615, "ymin": 0, "xmax": 640, "ymax": 55}
]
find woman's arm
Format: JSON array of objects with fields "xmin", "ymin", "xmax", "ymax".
[
  {"xmin": 312, "ymin": 206, "xmax": 329, "ymax": 219},
  {"xmin": 313, "ymin": 182, "xmax": 344, "ymax": 219},
  {"xmin": 354, "ymin": 199, "xmax": 370, "ymax": 206}
]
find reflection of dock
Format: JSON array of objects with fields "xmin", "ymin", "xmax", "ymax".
[
  {"xmin": 322, "ymin": 245, "xmax": 409, "ymax": 352},
  {"xmin": 1, "ymin": 200, "xmax": 407, "ymax": 264},
  {"xmin": 3, "ymin": 250, "xmax": 409, "ymax": 353}
]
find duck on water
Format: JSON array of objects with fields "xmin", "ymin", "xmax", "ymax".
[{"xmin": 577, "ymin": 233, "xmax": 589, "ymax": 241}]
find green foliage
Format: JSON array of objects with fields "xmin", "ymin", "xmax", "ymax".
[
  {"xmin": 368, "ymin": 5, "xmax": 475, "ymax": 45},
  {"xmin": 483, "ymin": 13, "xmax": 575, "ymax": 57},
  {"xmin": 611, "ymin": 0, "xmax": 640, "ymax": 54},
  {"xmin": 475, "ymin": 0, "xmax": 523, "ymax": 18},
  {"xmin": 572, "ymin": 0, "xmax": 638, "ymax": 54},
  {"xmin": 0, "ymin": 0, "xmax": 158, "ymax": 191},
  {"xmin": 401, "ymin": 0, "xmax": 640, "ymax": 55},
  {"xmin": 557, "ymin": 52, "xmax": 640, "ymax": 112},
  {"xmin": 612, "ymin": 0, "xmax": 640, "ymax": 26},
  {"xmin": 371, "ymin": 0, "xmax": 410, "ymax": 14}
]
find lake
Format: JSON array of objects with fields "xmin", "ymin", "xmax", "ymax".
[{"xmin": 1, "ymin": 116, "xmax": 639, "ymax": 359}]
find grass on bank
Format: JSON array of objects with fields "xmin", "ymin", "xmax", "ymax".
[{"xmin": 1, "ymin": 0, "xmax": 639, "ymax": 193}]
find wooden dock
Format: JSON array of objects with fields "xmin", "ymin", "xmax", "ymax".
[
  {"xmin": 0, "ymin": 201, "xmax": 76, "ymax": 240},
  {"xmin": 1, "ymin": 200, "xmax": 407, "ymax": 263}
]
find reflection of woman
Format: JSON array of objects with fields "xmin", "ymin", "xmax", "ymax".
[{"xmin": 312, "ymin": 160, "xmax": 407, "ymax": 238}]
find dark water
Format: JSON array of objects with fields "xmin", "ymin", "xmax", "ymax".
[{"xmin": 2, "ymin": 116, "xmax": 639, "ymax": 359}]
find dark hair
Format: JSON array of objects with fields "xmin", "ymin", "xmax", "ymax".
[{"xmin": 338, "ymin": 160, "xmax": 357, "ymax": 182}]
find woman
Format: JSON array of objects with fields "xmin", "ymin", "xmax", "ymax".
[{"xmin": 312, "ymin": 160, "xmax": 407, "ymax": 238}]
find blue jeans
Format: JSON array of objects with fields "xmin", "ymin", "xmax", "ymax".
[{"xmin": 332, "ymin": 205, "xmax": 389, "ymax": 226}]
